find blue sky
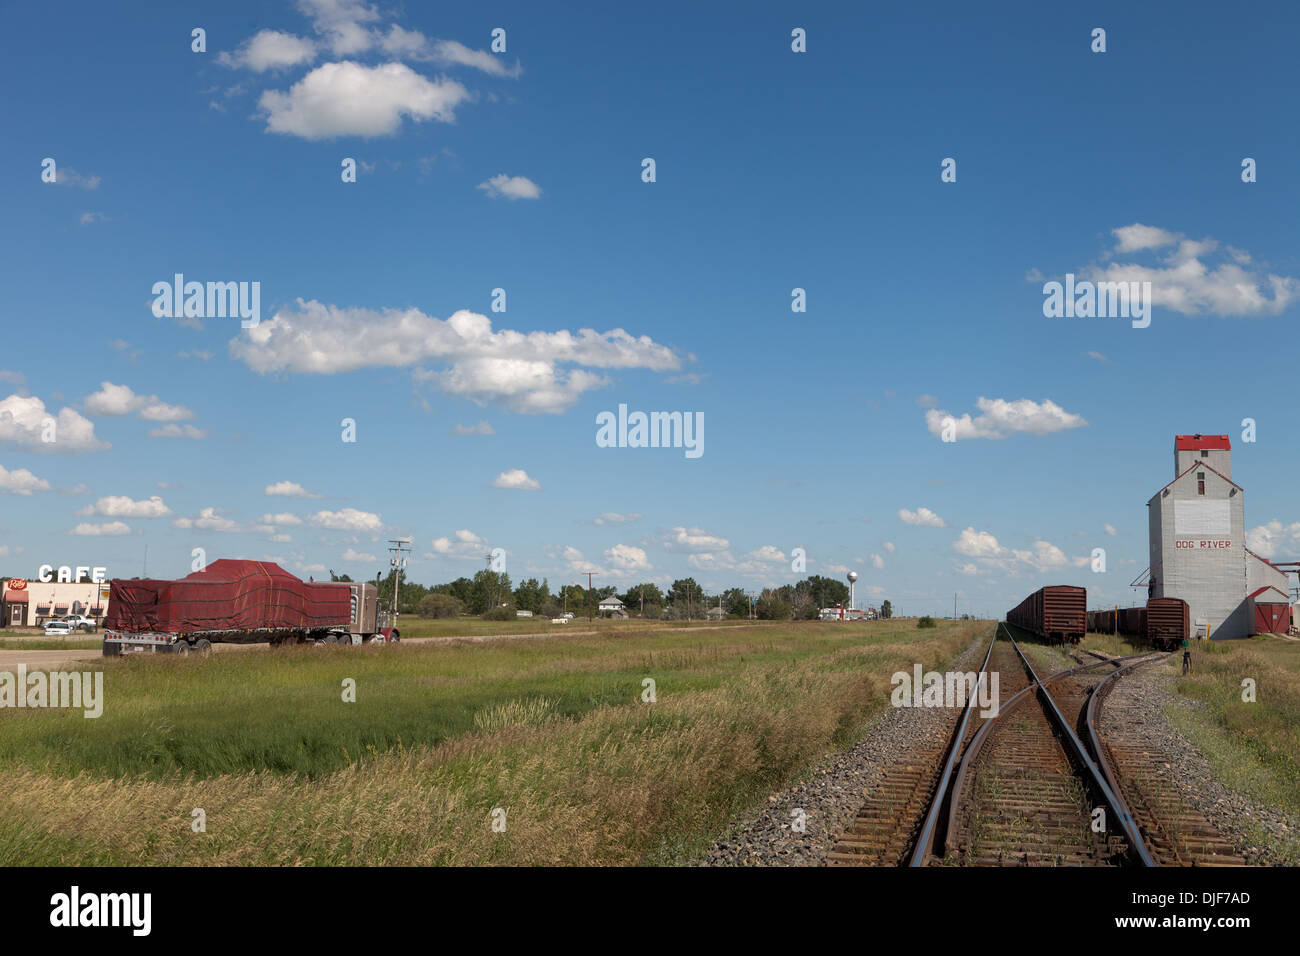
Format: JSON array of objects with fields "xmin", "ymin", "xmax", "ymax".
[{"xmin": 2, "ymin": 0, "xmax": 1298, "ymax": 615}]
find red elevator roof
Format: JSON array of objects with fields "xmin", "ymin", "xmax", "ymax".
[{"xmin": 1175, "ymin": 434, "xmax": 1231, "ymax": 451}]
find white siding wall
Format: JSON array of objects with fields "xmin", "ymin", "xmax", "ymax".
[
  {"xmin": 1150, "ymin": 470, "xmax": 1249, "ymax": 638},
  {"xmin": 1176, "ymin": 447, "xmax": 1232, "ymax": 480}
]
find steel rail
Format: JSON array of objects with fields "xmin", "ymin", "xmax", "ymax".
[
  {"xmin": 905, "ymin": 626, "xmax": 1000, "ymax": 867},
  {"xmin": 909, "ymin": 622, "xmax": 1125, "ymax": 866},
  {"xmin": 1082, "ymin": 652, "xmax": 1167, "ymax": 865},
  {"xmin": 1005, "ymin": 632, "xmax": 1159, "ymax": 867},
  {"xmin": 935, "ymin": 625, "xmax": 1132, "ymax": 862}
]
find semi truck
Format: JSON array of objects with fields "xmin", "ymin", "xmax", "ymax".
[{"xmin": 103, "ymin": 559, "xmax": 399, "ymax": 656}]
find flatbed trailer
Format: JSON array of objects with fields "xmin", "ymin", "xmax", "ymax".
[{"xmin": 103, "ymin": 559, "xmax": 398, "ymax": 656}]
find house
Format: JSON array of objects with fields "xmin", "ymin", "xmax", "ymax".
[
  {"xmin": 597, "ymin": 595, "xmax": 627, "ymax": 617},
  {"xmin": 705, "ymin": 606, "xmax": 726, "ymax": 620}
]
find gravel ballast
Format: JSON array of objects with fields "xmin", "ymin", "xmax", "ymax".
[
  {"xmin": 1102, "ymin": 658, "xmax": 1299, "ymax": 866},
  {"xmin": 698, "ymin": 632, "xmax": 984, "ymax": 866}
]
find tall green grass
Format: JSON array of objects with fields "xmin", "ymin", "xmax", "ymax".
[{"xmin": 0, "ymin": 620, "xmax": 985, "ymax": 865}]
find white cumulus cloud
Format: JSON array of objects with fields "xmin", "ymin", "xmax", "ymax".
[
  {"xmin": 259, "ymin": 61, "xmax": 469, "ymax": 140},
  {"xmin": 229, "ymin": 300, "xmax": 678, "ymax": 414},
  {"xmin": 899, "ymin": 507, "xmax": 946, "ymax": 527},
  {"xmin": 172, "ymin": 507, "xmax": 243, "ymax": 532},
  {"xmin": 491, "ymin": 468, "xmax": 540, "ymax": 490},
  {"xmin": 432, "ymin": 40, "xmax": 521, "ymax": 77},
  {"xmin": 664, "ymin": 526, "xmax": 729, "ymax": 552},
  {"xmin": 954, "ymin": 527, "xmax": 1002, "ymax": 558},
  {"xmin": 1076, "ymin": 224, "xmax": 1299, "ymax": 317},
  {"xmin": 1247, "ymin": 520, "xmax": 1300, "ymax": 558},
  {"xmin": 925, "ymin": 397, "xmax": 1087, "ymax": 441},
  {"xmin": 605, "ymin": 544, "xmax": 650, "ymax": 571},
  {"xmin": 477, "ymin": 174, "xmax": 541, "ymax": 200},
  {"xmin": 0, "ymin": 394, "xmax": 108, "ymax": 454},
  {"xmin": 219, "ymin": 29, "xmax": 318, "ymax": 72},
  {"xmin": 266, "ymin": 480, "xmax": 322, "ymax": 498},
  {"xmin": 310, "ymin": 508, "xmax": 383, "ymax": 532},
  {"xmin": 0, "ymin": 463, "xmax": 52, "ymax": 495},
  {"xmin": 84, "ymin": 382, "xmax": 194, "ymax": 422},
  {"xmin": 79, "ymin": 495, "xmax": 170, "ymax": 518},
  {"xmin": 69, "ymin": 521, "xmax": 132, "ymax": 536},
  {"xmin": 593, "ymin": 512, "xmax": 643, "ymax": 526}
]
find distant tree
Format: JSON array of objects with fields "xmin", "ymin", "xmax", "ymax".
[
  {"xmin": 669, "ymin": 578, "xmax": 702, "ymax": 616},
  {"xmin": 329, "ymin": 571, "xmax": 354, "ymax": 583},
  {"xmin": 419, "ymin": 593, "xmax": 462, "ymax": 618},
  {"xmin": 755, "ymin": 588, "xmax": 791, "ymax": 621},
  {"xmin": 376, "ymin": 569, "xmax": 428, "ymax": 615},
  {"xmin": 558, "ymin": 584, "xmax": 588, "ymax": 614},
  {"xmin": 434, "ymin": 577, "xmax": 475, "ymax": 608},
  {"xmin": 917, "ymin": 616, "xmax": 936, "ymax": 629},
  {"xmin": 512, "ymin": 578, "xmax": 549, "ymax": 613},
  {"xmin": 621, "ymin": 583, "xmax": 664, "ymax": 614},
  {"xmin": 801, "ymin": 575, "xmax": 850, "ymax": 609},
  {"xmin": 469, "ymin": 569, "xmax": 512, "ymax": 614},
  {"xmin": 482, "ymin": 603, "xmax": 517, "ymax": 621},
  {"xmin": 723, "ymin": 587, "xmax": 749, "ymax": 617},
  {"xmin": 641, "ymin": 603, "xmax": 663, "ymax": 620},
  {"xmin": 880, "ymin": 600, "xmax": 893, "ymax": 620}
]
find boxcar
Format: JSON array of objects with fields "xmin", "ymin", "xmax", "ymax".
[
  {"xmin": 1007, "ymin": 585, "xmax": 1086, "ymax": 643},
  {"xmin": 1117, "ymin": 605, "xmax": 1147, "ymax": 639},
  {"xmin": 1145, "ymin": 597, "xmax": 1190, "ymax": 650}
]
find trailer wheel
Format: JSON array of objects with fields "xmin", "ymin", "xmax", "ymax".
[
  {"xmin": 193, "ymin": 639, "xmax": 213, "ymax": 656},
  {"xmin": 173, "ymin": 641, "xmax": 191, "ymax": 657}
]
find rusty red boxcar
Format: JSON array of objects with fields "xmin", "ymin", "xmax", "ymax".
[{"xmin": 1007, "ymin": 585, "xmax": 1086, "ymax": 644}]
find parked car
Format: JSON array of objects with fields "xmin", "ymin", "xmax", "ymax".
[
  {"xmin": 44, "ymin": 620, "xmax": 74, "ymax": 637},
  {"xmin": 59, "ymin": 614, "xmax": 97, "ymax": 632}
]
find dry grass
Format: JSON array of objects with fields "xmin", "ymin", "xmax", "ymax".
[
  {"xmin": 1167, "ymin": 635, "xmax": 1300, "ymax": 821},
  {"xmin": 0, "ymin": 619, "xmax": 984, "ymax": 865}
]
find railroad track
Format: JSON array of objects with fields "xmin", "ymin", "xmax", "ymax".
[
  {"xmin": 825, "ymin": 633, "xmax": 1019, "ymax": 866},
  {"xmin": 828, "ymin": 622, "xmax": 1243, "ymax": 867},
  {"xmin": 1090, "ymin": 663, "xmax": 1244, "ymax": 865},
  {"xmin": 946, "ymin": 642, "xmax": 1133, "ymax": 866}
]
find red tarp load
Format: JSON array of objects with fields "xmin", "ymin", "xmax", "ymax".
[{"xmin": 104, "ymin": 560, "xmax": 351, "ymax": 636}]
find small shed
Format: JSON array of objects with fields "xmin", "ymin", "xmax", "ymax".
[{"xmin": 1246, "ymin": 586, "xmax": 1290, "ymax": 635}]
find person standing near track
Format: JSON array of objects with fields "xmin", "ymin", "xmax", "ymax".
[{"xmin": 1181, "ymin": 634, "xmax": 1191, "ymax": 675}]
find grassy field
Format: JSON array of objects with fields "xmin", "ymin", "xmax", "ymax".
[
  {"xmin": 1164, "ymin": 635, "xmax": 1300, "ymax": 861},
  {"xmin": 0, "ymin": 618, "xmax": 985, "ymax": 866},
  {"xmin": 395, "ymin": 615, "xmax": 760, "ymax": 639},
  {"xmin": 1078, "ymin": 630, "xmax": 1146, "ymax": 658},
  {"xmin": 0, "ymin": 639, "xmax": 103, "ymax": 651}
]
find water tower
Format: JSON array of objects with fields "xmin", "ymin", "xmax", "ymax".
[{"xmin": 846, "ymin": 570, "xmax": 858, "ymax": 612}]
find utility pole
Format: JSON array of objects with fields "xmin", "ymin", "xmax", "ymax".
[
  {"xmin": 585, "ymin": 572, "xmax": 597, "ymax": 623},
  {"xmin": 387, "ymin": 538, "xmax": 411, "ymax": 625}
]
